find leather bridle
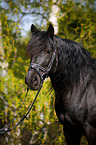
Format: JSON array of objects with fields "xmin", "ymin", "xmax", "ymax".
[{"xmin": 28, "ymin": 40, "xmax": 58, "ymax": 83}]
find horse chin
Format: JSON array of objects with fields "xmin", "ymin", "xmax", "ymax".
[{"xmin": 29, "ymin": 84, "xmax": 40, "ymax": 90}]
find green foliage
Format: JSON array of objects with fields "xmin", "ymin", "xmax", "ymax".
[
  {"xmin": 58, "ymin": 0, "xmax": 96, "ymax": 58},
  {"xmin": 0, "ymin": 0, "xmax": 96, "ymax": 144}
]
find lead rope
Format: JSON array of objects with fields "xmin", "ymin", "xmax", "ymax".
[
  {"xmin": 0, "ymin": 82, "xmax": 43, "ymax": 134},
  {"xmin": 0, "ymin": 88, "xmax": 29, "ymax": 133},
  {"xmin": 0, "ymin": 40, "xmax": 57, "ymax": 134}
]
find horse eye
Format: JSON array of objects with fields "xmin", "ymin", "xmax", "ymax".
[{"xmin": 47, "ymin": 50, "xmax": 51, "ymax": 54}]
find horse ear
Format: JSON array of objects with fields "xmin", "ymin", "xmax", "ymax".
[
  {"xmin": 31, "ymin": 24, "xmax": 38, "ymax": 33},
  {"xmin": 47, "ymin": 24, "xmax": 54, "ymax": 39}
]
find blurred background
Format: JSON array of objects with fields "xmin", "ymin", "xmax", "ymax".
[{"xmin": 0, "ymin": 0, "xmax": 96, "ymax": 144}]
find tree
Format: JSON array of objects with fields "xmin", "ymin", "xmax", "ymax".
[
  {"xmin": 49, "ymin": 0, "xmax": 60, "ymax": 34},
  {"xmin": 58, "ymin": 0, "xmax": 96, "ymax": 58},
  {"xmin": 0, "ymin": 1, "xmax": 63, "ymax": 144}
]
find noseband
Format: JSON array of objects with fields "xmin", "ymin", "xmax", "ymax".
[{"xmin": 28, "ymin": 41, "xmax": 58, "ymax": 83}]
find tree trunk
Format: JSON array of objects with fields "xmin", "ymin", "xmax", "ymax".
[{"xmin": 49, "ymin": 0, "xmax": 60, "ymax": 34}]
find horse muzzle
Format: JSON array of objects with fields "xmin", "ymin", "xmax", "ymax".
[{"xmin": 25, "ymin": 69, "xmax": 41, "ymax": 90}]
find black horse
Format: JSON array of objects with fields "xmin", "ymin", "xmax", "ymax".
[{"xmin": 25, "ymin": 24, "xmax": 96, "ymax": 145}]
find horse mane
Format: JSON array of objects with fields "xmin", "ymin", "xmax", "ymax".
[{"xmin": 50, "ymin": 35, "xmax": 93, "ymax": 91}]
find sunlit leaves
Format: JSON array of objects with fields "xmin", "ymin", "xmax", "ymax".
[{"xmin": 58, "ymin": 0, "xmax": 96, "ymax": 58}]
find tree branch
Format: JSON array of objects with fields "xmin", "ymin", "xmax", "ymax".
[{"xmin": 21, "ymin": 11, "xmax": 48, "ymax": 20}]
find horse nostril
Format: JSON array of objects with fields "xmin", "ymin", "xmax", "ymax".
[{"xmin": 31, "ymin": 77, "xmax": 38, "ymax": 86}]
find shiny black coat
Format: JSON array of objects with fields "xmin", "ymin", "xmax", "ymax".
[{"xmin": 26, "ymin": 24, "xmax": 96, "ymax": 145}]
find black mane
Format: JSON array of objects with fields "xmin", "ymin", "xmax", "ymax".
[{"xmin": 50, "ymin": 35, "xmax": 93, "ymax": 92}]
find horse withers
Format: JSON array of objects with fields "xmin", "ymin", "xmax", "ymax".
[{"xmin": 25, "ymin": 24, "xmax": 96, "ymax": 145}]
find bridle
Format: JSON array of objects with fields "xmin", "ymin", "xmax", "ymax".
[
  {"xmin": 29, "ymin": 48, "xmax": 57, "ymax": 83},
  {"xmin": 0, "ymin": 39, "xmax": 58, "ymax": 134},
  {"xmin": 28, "ymin": 39, "xmax": 58, "ymax": 84}
]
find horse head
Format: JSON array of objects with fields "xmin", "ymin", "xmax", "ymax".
[{"xmin": 25, "ymin": 24, "xmax": 58, "ymax": 90}]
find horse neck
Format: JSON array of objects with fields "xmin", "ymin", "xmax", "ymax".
[{"xmin": 49, "ymin": 37, "xmax": 93, "ymax": 94}]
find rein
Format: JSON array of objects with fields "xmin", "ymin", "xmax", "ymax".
[
  {"xmin": 0, "ymin": 40, "xmax": 57, "ymax": 134},
  {"xmin": 0, "ymin": 82, "xmax": 43, "ymax": 134}
]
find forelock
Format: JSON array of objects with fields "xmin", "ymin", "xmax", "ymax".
[{"xmin": 26, "ymin": 31, "xmax": 48, "ymax": 58}]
